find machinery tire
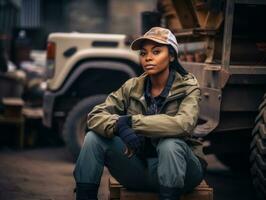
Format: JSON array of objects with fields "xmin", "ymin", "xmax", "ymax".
[
  {"xmin": 62, "ymin": 95, "xmax": 106, "ymax": 161},
  {"xmin": 250, "ymin": 93, "xmax": 266, "ymax": 200}
]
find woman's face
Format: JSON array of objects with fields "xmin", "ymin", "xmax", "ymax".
[{"xmin": 139, "ymin": 40, "xmax": 174, "ymax": 76}]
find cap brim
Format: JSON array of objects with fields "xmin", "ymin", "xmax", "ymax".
[{"xmin": 130, "ymin": 36, "xmax": 168, "ymax": 50}]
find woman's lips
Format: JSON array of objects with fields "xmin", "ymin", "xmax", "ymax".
[{"xmin": 144, "ymin": 64, "xmax": 156, "ymax": 69}]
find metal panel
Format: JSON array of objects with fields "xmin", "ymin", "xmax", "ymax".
[
  {"xmin": 20, "ymin": 0, "xmax": 40, "ymax": 27},
  {"xmin": 229, "ymin": 65, "xmax": 266, "ymax": 75},
  {"xmin": 193, "ymin": 87, "xmax": 222, "ymax": 137},
  {"xmin": 235, "ymin": 0, "xmax": 266, "ymax": 5},
  {"xmin": 221, "ymin": 0, "xmax": 235, "ymax": 71},
  {"xmin": 215, "ymin": 111, "xmax": 256, "ymax": 132}
]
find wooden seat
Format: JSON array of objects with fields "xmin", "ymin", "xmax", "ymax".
[{"xmin": 109, "ymin": 176, "xmax": 213, "ymax": 200}]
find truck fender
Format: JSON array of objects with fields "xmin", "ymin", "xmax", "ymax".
[
  {"xmin": 43, "ymin": 61, "xmax": 137, "ymax": 127},
  {"xmin": 58, "ymin": 61, "xmax": 137, "ymax": 93}
]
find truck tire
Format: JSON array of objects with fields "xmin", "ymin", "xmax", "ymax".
[
  {"xmin": 250, "ymin": 93, "xmax": 266, "ymax": 200},
  {"xmin": 62, "ymin": 95, "xmax": 107, "ymax": 161}
]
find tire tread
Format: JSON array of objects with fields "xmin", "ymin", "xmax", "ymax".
[{"xmin": 250, "ymin": 92, "xmax": 266, "ymax": 200}]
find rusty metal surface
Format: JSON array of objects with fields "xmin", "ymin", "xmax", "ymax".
[
  {"xmin": 215, "ymin": 112, "xmax": 256, "ymax": 132},
  {"xmin": 213, "ymin": 39, "xmax": 266, "ymax": 65},
  {"xmin": 202, "ymin": 66, "xmax": 230, "ymax": 89},
  {"xmin": 193, "ymin": 87, "xmax": 221, "ymax": 137},
  {"xmin": 182, "ymin": 62, "xmax": 231, "ymax": 136},
  {"xmin": 181, "ymin": 62, "xmax": 229, "ymax": 89},
  {"xmin": 214, "ymin": 72, "xmax": 266, "ymax": 132},
  {"xmin": 229, "ymin": 65, "xmax": 266, "ymax": 75},
  {"xmin": 183, "ymin": 58, "xmax": 266, "ymax": 135},
  {"xmin": 221, "ymin": 87, "xmax": 265, "ymax": 111},
  {"xmin": 221, "ymin": 0, "xmax": 235, "ymax": 71},
  {"xmin": 158, "ymin": 0, "xmax": 224, "ymax": 31},
  {"xmin": 178, "ymin": 0, "xmax": 266, "ymax": 136},
  {"xmin": 182, "ymin": 54, "xmax": 266, "ymax": 135},
  {"xmin": 235, "ymin": 0, "xmax": 266, "ymax": 4},
  {"xmin": 181, "ymin": 62, "xmax": 207, "ymax": 86}
]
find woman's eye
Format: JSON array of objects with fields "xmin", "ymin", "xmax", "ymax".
[
  {"xmin": 139, "ymin": 51, "xmax": 146, "ymax": 56},
  {"xmin": 153, "ymin": 50, "xmax": 160, "ymax": 55}
]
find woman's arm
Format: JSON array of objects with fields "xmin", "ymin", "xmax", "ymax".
[
  {"xmin": 87, "ymin": 79, "xmax": 131, "ymax": 137},
  {"xmin": 131, "ymin": 88, "xmax": 201, "ymax": 137}
]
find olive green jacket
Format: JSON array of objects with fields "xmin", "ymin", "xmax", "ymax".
[{"xmin": 87, "ymin": 71, "xmax": 206, "ymax": 161}]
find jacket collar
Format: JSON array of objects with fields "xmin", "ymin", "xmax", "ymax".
[
  {"xmin": 145, "ymin": 68, "xmax": 176, "ymax": 99},
  {"xmin": 130, "ymin": 71, "xmax": 199, "ymax": 100}
]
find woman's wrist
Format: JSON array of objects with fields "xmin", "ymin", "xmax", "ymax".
[{"xmin": 114, "ymin": 115, "xmax": 132, "ymax": 135}]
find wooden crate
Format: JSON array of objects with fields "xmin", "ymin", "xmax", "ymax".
[
  {"xmin": 109, "ymin": 176, "xmax": 122, "ymax": 200},
  {"xmin": 109, "ymin": 176, "xmax": 213, "ymax": 200}
]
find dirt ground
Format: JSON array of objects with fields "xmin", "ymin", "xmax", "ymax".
[
  {"xmin": 0, "ymin": 148, "xmax": 75, "ymax": 200},
  {"xmin": 0, "ymin": 147, "xmax": 257, "ymax": 200}
]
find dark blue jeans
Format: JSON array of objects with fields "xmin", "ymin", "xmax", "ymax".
[{"xmin": 74, "ymin": 131, "xmax": 203, "ymax": 192}]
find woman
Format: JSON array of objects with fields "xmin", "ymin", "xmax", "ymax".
[{"xmin": 74, "ymin": 27, "xmax": 207, "ymax": 200}]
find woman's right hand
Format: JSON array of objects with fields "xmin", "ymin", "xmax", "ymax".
[{"xmin": 116, "ymin": 116, "xmax": 145, "ymax": 154}]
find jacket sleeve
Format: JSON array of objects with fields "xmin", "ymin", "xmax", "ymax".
[
  {"xmin": 87, "ymin": 80, "xmax": 131, "ymax": 138},
  {"xmin": 131, "ymin": 88, "xmax": 201, "ymax": 137}
]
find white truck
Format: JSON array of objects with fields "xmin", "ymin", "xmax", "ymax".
[{"xmin": 42, "ymin": 33, "xmax": 141, "ymax": 159}]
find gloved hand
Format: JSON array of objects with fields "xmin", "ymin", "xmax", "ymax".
[{"xmin": 116, "ymin": 116, "xmax": 144, "ymax": 153}]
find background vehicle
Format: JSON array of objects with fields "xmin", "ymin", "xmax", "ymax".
[{"xmin": 42, "ymin": 33, "xmax": 142, "ymax": 159}]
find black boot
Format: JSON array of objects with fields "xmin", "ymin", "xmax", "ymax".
[
  {"xmin": 159, "ymin": 185, "xmax": 182, "ymax": 200},
  {"xmin": 75, "ymin": 183, "xmax": 99, "ymax": 200}
]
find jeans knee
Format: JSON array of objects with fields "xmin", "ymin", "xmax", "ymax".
[
  {"xmin": 83, "ymin": 131, "xmax": 103, "ymax": 149},
  {"xmin": 157, "ymin": 138, "xmax": 188, "ymax": 157},
  {"xmin": 156, "ymin": 138, "xmax": 188, "ymax": 188}
]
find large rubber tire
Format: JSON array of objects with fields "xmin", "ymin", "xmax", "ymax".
[
  {"xmin": 62, "ymin": 95, "xmax": 106, "ymax": 161},
  {"xmin": 250, "ymin": 93, "xmax": 266, "ymax": 200}
]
